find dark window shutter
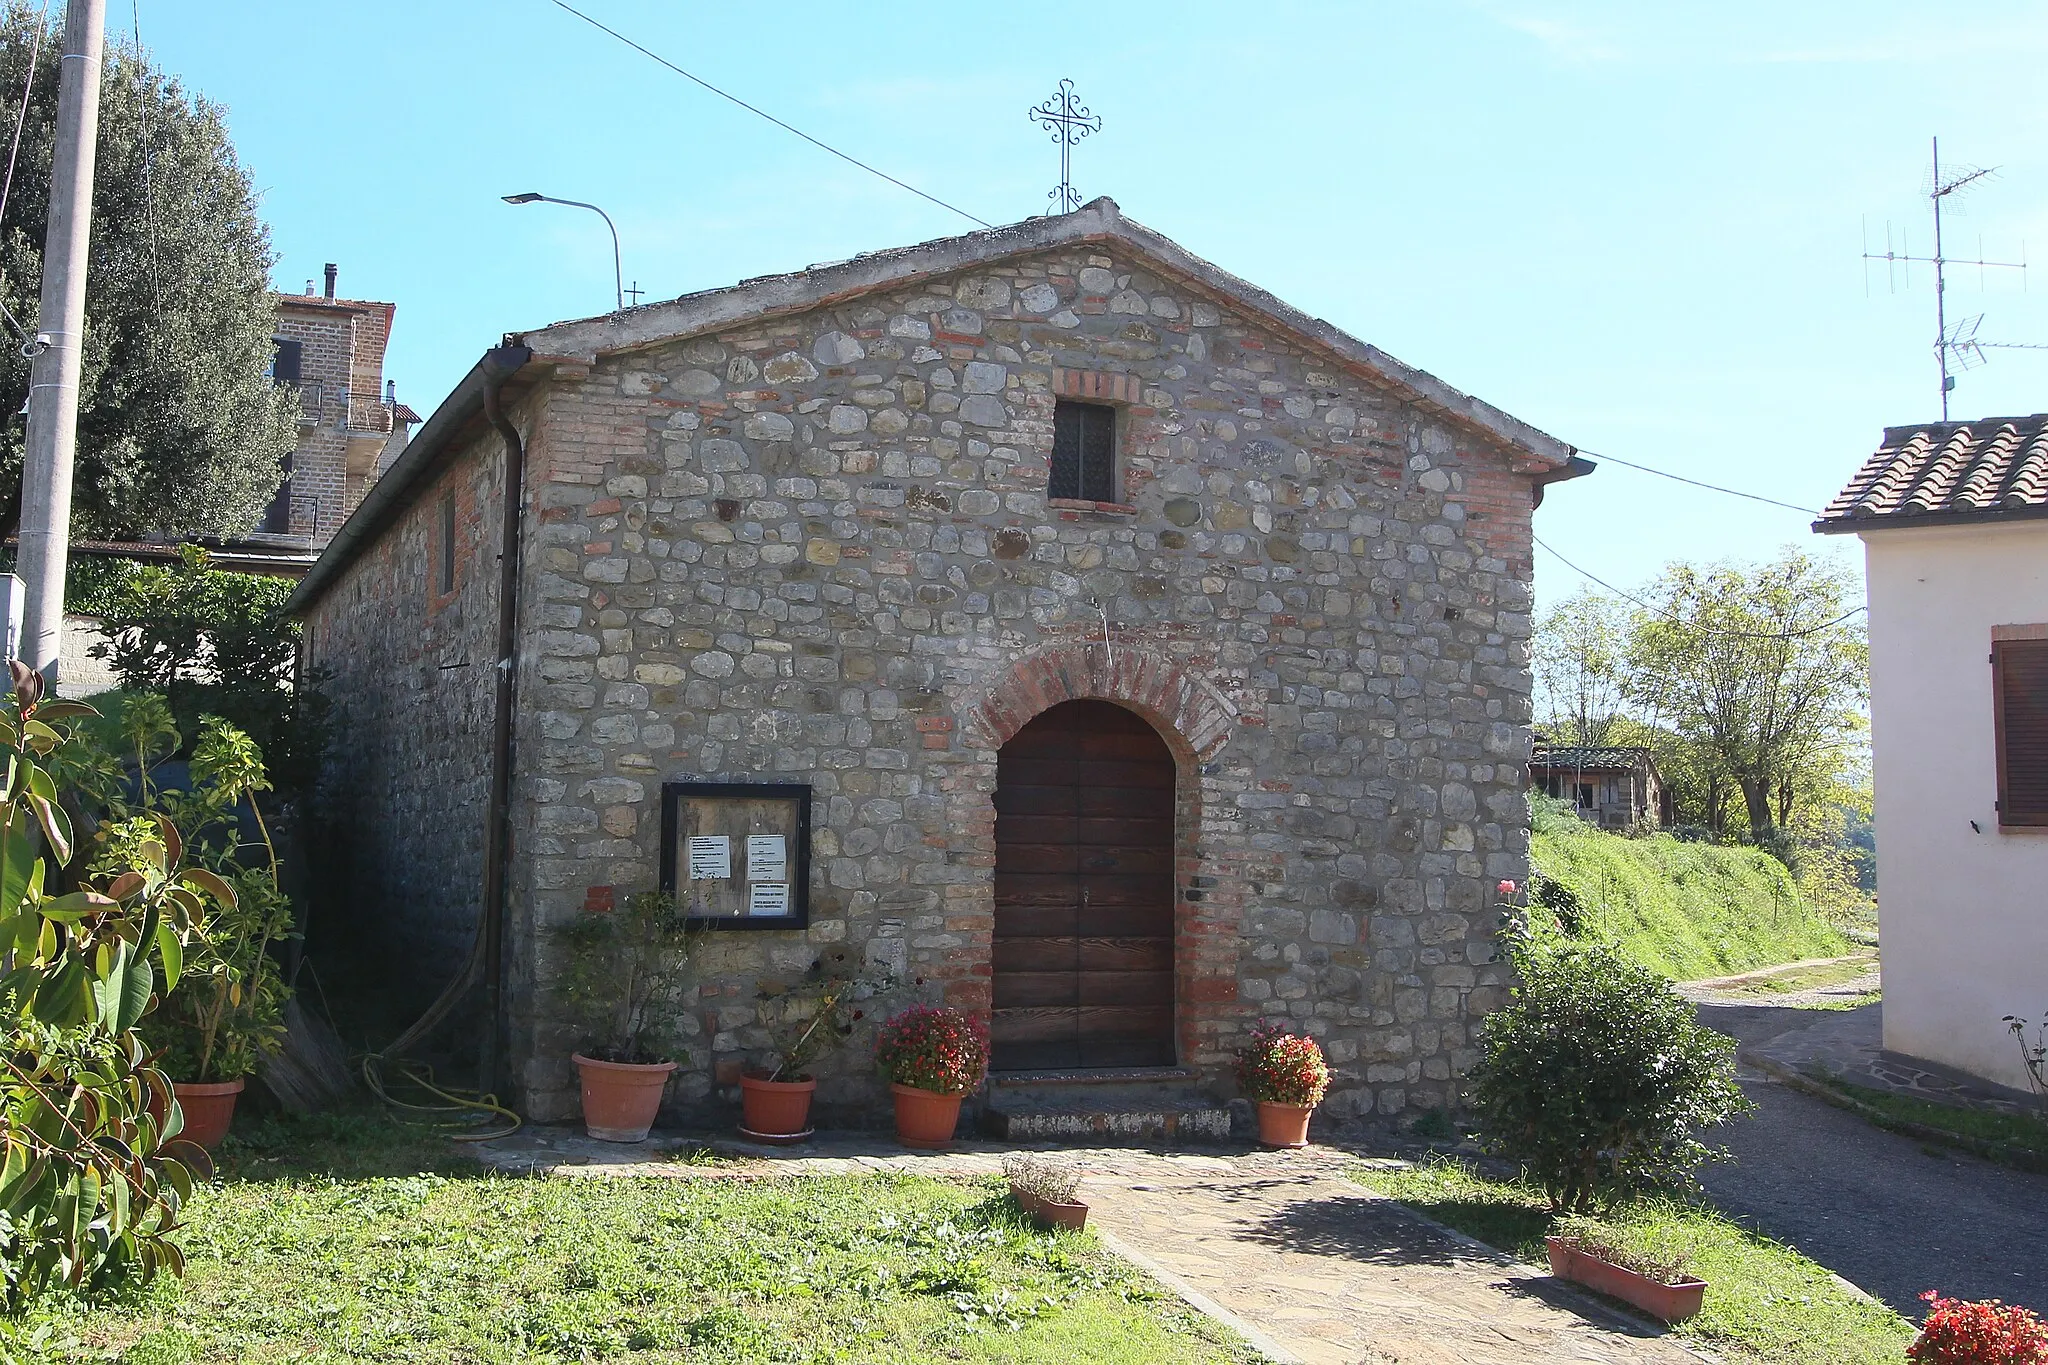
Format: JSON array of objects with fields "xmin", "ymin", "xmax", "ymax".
[
  {"xmin": 1051, "ymin": 400, "xmax": 1117, "ymax": 503},
  {"xmin": 271, "ymin": 338, "xmax": 303, "ymax": 384},
  {"xmin": 1994, "ymin": 639, "xmax": 2048, "ymax": 826},
  {"xmin": 438, "ymin": 492, "xmax": 457, "ymax": 594},
  {"xmin": 260, "ymin": 452, "xmax": 293, "ymax": 533}
]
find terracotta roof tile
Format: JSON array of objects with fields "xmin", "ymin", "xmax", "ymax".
[{"xmin": 1816, "ymin": 414, "xmax": 2048, "ymax": 531}]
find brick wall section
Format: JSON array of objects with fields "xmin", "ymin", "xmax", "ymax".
[
  {"xmin": 268, "ymin": 296, "xmax": 401, "ymax": 547},
  {"xmin": 300, "ymin": 407, "xmax": 515, "ymax": 1015},
  {"xmin": 493, "ymin": 245, "xmax": 1541, "ymax": 1124}
]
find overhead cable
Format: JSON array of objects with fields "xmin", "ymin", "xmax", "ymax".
[{"xmin": 1533, "ymin": 533, "xmax": 1866, "ymax": 641}]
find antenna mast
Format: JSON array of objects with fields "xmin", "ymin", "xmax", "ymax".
[{"xmin": 1861, "ymin": 137, "xmax": 2030, "ymax": 419}]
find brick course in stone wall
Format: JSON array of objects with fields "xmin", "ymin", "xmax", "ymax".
[{"xmin": 308, "ymin": 238, "xmax": 1548, "ymax": 1128}]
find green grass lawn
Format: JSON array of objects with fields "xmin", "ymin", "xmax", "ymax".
[
  {"xmin": 1355, "ymin": 1157, "xmax": 1915, "ymax": 1365},
  {"xmin": 9, "ymin": 1112, "xmax": 1260, "ymax": 1364}
]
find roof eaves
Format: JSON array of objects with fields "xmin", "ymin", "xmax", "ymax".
[{"xmin": 284, "ymin": 344, "xmax": 534, "ymax": 616}]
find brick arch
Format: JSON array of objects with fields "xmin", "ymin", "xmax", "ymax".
[
  {"xmin": 965, "ymin": 640, "xmax": 1239, "ymax": 760},
  {"xmin": 938, "ymin": 640, "xmax": 1246, "ymax": 1076}
]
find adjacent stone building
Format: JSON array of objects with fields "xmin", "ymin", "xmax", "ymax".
[{"xmin": 287, "ymin": 200, "xmax": 1592, "ymax": 1128}]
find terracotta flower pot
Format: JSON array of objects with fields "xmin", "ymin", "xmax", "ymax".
[
  {"xmin": 1545, "ymin": 1236, "xmax": 1707, "ymax": 1324},
  {"xmin": 1013, "ymin": 1186, "xmax": 1089, "ymax": 1231},
  {"xmin": 573, "ymin": 1054, "xmax": 676, "ymax": 1143},
  {"xmin": 738, "ymin": 1072, "xmax": 817, "ymax": 1141},
  {"xmin": 172, "ymin": 1079, "xmax": 244, "ymax": 1150},
  {"xmin": 890, "ymin": 1082, "xmax": 965, "ymax": 1150},
  {"xmin": 1256, "ymin": 1099, "xmax": 1313, "ymax": 1148}
]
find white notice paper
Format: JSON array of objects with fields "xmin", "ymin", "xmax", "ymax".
[
  {"xmin": 747, "ymin": 882, "xmax": 791, "ymax": 916},
  {"xmin": 687, "ymin": 835, "xmax": 731, "ymax": 880},
  {"xmin": 746, "ymin": 834, "xmax": 788, "ymax": 882}
]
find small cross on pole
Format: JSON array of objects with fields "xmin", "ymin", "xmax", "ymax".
[
  {"xmin": 624, "ymin": 280, "xmax": 645, "ymax": 307},
  {"xmin": 1030, "ymin": 78, "xmax": 1101, "ymax": 215}
]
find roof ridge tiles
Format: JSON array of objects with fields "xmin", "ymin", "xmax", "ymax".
[{"xmin": 1819, "ymin": 412, "xmax": 2048, "ymax": 532}]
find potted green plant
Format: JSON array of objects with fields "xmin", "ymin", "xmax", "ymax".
[
  {"xmin": 1544, "ymin": 1230, "xmax": 1707, "ymax": 1324},
  {"xmin": 1235, "ymin": 1021, "xmax": 1330, "ymax": 1148},
  {"xmin": 105, "ymin": 707, "xmax": 295, "ymax": 1149},
  {"xmin": 873, "ymin": 1004, "xmax": 988, "ymax": 1150},
  {"xmin": 552, "ymin": 889, "xmax": 700, "ymax": 1142},
  {"xmin": 1003, "ymin": 1153, "xmax": 1088, "ymax": 1231},
  {"xmin": 742, "ymin": 954, "xmax": 895, "ymax": 1142}
]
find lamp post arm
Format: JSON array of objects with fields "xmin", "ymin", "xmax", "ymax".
[{"xmin": 539, "ymin": 196, "xmax": 624, "ymax": 311}]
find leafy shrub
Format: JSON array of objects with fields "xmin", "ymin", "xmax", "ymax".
[
  {"xmin": 0, "ymin": 664, "xmax": 229, "ymax": 1305},
  {"xmin": 1909, "ymin": 1292, "xmax": 2048, "ymax": 1364},
  {"xmin": 1527, "ymin": 870, "xmax": 1586, "ymax": 936},
  {"xmin": 873, "ymin": 1006, "xmax": 988, "ymax": 1095},
  {"xmin": 1469, "ymin": 932, "xmax": 1752, "ymax": 1213},
  {"xmin": 551, "ymin": 891, "xmax": 700, "ymax": 1064},
  {"xmin": 1235, "ymin": 1021, "xmax": 1331, "ymax": 1107},
  {"xmin": 87, "ymin": 546, "xmax": 328, "ymax": 797},
  {"xmin": 754, "ymin": 952, "xmax": 896, "ymax": 1082}
]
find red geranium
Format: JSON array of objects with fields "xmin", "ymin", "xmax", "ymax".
[
  {"xmin": 873, "ymin": 1005, "xmax": 989, "ymax": 1095},
  {"xmin": 1235, "ymin": 1021, "xmax": 1331, "ymax": 1107},
  {"xmin": 1911, "ymin": 1292, "xmax": 2048, "ymax": 1365}
]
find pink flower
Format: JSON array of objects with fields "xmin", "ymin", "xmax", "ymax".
[{"xmin": 1497, "ymin": 880, "xmax": 1518, "ymax": 896}]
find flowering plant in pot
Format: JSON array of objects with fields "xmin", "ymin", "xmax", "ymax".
[
  {"xmin": 551, "ymin": 889, "xmax": 701, "ymax": 1142},
  {"xmin": 1003, "ymin": 1154, "xmax": 1088, "ymax": 1231},
  {"xmin": 103, "ymin": 704, "xmax": 295, "ymax": 1150},
  {"xmin": 1235, "ymin": 1020, "xmax": 1330, "ymax": 1148},
  {"xmin": 741, "ymin": 954, "xmax": 896, "ymax": 1142},
  {"xmin": 873, "ymin": 1004, "xmax": 988, "ymax": 1150}
]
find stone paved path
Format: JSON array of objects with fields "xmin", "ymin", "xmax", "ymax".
[{"xmin": 471, "ymin": 1129, "xmax": 1707, "ymax": 1364}]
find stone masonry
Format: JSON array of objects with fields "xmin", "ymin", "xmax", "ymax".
[{"xmin": 297, "ymin": 202, "xmax": 1579, "ymax": 1128}]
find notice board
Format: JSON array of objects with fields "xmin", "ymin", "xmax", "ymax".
[{"xmin": 658, "ymin": 781, "xmax": 812, "ymax": 930}]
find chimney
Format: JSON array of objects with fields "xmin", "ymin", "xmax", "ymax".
[
  {"xmin": 304, "ymin": 280, "xmax": 314, "ymax": 295},
  {"xmin": 384, "ymin": 378, "xmax": 395, "ymax": 406},
  {"xmin": 323, "ymin": 263, "xmax": 337, "ymax": 300}
]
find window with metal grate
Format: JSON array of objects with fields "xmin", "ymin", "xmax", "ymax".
[
  {"xmin": 1994, "ymin": 637, "xmax": 2048, "ymax": 826},
  {"xmin": 1051, "ymin": 400, "xmax": 1117, "ymax": 503}
]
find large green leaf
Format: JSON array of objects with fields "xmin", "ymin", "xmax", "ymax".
[
  {"xmin": 115, "ymin": 951, "xmax": 154, "ymax": 1034},
  {"xmin": 32, "ymin": 953, "xmax": 91, "ymax": 1026},
  {"xmin": 0, "ymin": 803, "xmax": 35, "ymax": 921},
  {"xmin": 154, "ymin": 920, "xmax": 183, "ymax": 994}
]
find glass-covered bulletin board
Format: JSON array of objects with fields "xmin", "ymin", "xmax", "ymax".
[{"xmin": 658, "ymin": 782, "xmax": 812, "ymax": 930}]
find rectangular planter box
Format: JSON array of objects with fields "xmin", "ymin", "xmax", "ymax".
[{"xmin": 1545, "ymin": 1236, "xmax": 1706, "ymax": 1324}]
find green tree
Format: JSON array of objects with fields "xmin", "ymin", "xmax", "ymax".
[
  {"xmin": 1626, "ymin": 549, "xmax": 1867, "ymax": 843},
  {"xmin": 1533, "ymin": 587, "xmax": 1634, "ymax": 747},
  {"xmin": 0, "ymin": 5, "xmax": 295, "ymax": 541}
]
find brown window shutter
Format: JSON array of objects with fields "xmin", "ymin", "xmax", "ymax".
[{"xmin": 1993, "ymin": 638, "xmax": 2048, "ymax": 826}]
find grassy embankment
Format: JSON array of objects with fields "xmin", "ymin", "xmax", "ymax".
[{"xmin": 1530, "ymin": 803, "xmax": 1850, "ymax": 981}]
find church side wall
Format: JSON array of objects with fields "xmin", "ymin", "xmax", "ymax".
[
  {"xmin": 505, "ymin": 245, "xmax": 1542, "ymax": 1128},
  {"xmin": 300, "ymin": 417, "xmax": 509, "ymax": 1028}
]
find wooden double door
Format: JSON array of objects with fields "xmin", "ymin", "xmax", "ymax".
[{"xmin": 991, "ymin": 700, "xmax": 1177, "ymax": 1071}]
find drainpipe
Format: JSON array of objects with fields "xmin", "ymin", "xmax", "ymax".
[{"xmin": 477, "ymin": 343, "xmax": 533, "ymax": 1098}]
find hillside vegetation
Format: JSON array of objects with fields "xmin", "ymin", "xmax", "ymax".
[{"xmin": 1530, "ymin": 802, "xmax": 1849, "ymax": 981}]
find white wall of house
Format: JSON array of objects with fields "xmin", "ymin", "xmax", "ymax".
[{"xmin": 1862, "ymin": 519, "xmax": 2048, "ymax": 1092}]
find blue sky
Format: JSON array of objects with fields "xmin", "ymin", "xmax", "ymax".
[{"xmin": 146, "ymin": 1, "xmax": 2048, "ymax": 608}]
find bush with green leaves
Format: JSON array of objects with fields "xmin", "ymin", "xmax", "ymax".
[
  {"xmin": 0, "ymin": 664, "xmax": 231, "ymax": 1307},
  {"xmin": 87, "ymin": 545, "xmax": 327, "ymax": 797},
  {"xmin": 90, "ymin": 696, "xmax": 294, "ymax": 1083},
  {"xmin": 1468, "ymin": 930, "xmax": 1752, "ymax": 1213},
  {"xmin": 551, "ymin": 891, "xmax": 701, "ymax": 1065}
]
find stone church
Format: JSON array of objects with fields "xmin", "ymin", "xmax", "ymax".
[{"xmin": 287, "ymin": 199, "xmax": 1591, "ymax": 1130}]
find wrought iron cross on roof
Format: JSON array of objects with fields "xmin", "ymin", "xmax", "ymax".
[{"xmin": 1030, "ymin": 79, "xmax": 1101, "ymax": 215}]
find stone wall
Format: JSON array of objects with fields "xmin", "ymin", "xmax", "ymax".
[
  {"xmin": 504, "ymin": 243, "xmax": 1538, "ymax": 1124},
  {"xmin": 302, "ymin": 413, "xmax": 509, "ymax": 1018}
]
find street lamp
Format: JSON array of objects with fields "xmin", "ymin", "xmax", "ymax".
[{"xmin": 501, "ymin": 192, "xmax": 624, "ymax": 311}]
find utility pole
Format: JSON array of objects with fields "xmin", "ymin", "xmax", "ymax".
[{"xmin": 16, "ymin": 0, "xmax": 104, "ymax": 682}]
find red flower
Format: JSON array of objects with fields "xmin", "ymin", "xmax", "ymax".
[
  {"xmin": 873, "ymin": 1005, "xmax": 989, "ymax": 1095},
  {"xmin": 1911, "ymin": 1292, "xmax": 2048, "ymax": 1364},
  {"xmin": 1497, "ymin": 880, "xmax": 1518, "ymax": 897},
  {"xmin": 1235, "ymin": 1022, "xmax": 1331, "ymax": 1107}
]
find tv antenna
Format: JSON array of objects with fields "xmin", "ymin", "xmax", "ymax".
[{"xmin": 1861, "ymin": 137, "xmax": 2032, "ymax": 419}]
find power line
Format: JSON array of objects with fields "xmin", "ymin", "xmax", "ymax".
[
  {"xmin": 548, "ymin": 1, "xmax": 994, "ymax": 229},
  {"xmin": 1575, "ymin": 448, "xmax": 1820, "ymax": 515},
  {"xmin": 1533, "ymin": 533, "xmax": 1866, "ymax": 641},
  {"xmin": 0, "ymin": 0, "xmax": 53, "ymax": 348}
]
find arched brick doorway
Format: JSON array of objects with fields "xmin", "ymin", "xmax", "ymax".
[{"xmin": 992, "ymin": 699, "xmax": 1177, "ymax": 1070}]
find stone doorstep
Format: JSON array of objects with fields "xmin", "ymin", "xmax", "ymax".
[{"xmin": 982, "ymin": 1065, "xmax": 1234, "ymax": 1144}]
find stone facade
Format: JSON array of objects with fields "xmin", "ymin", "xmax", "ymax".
[{"xmin": 297, "ymin": 203, "xmax": 1578, "ymax": 1127}]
